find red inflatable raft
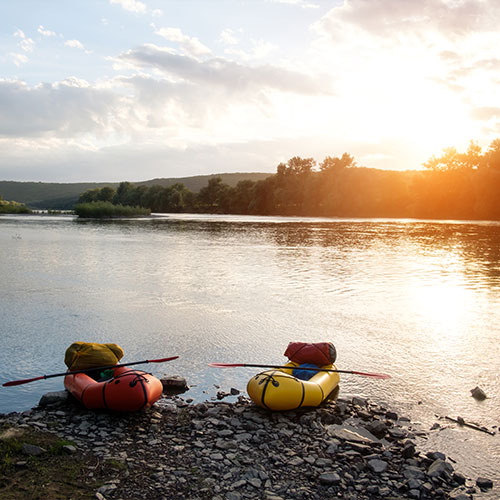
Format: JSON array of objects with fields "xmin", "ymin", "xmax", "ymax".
[{"xmin": 64, "ymin": 365, "xmax": 163, "ymax": 411}]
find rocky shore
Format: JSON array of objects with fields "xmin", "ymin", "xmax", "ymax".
[{"xmin": 0, "ymin": 389, "xmax": 495, "ymax": 500}]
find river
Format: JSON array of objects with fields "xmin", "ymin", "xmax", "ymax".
[{"xmin": 0, "ymin": 213, "xmax": 499, "ymax": 495}]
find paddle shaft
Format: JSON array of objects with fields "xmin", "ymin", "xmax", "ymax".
[
  {"xmin": 208, "ymin": 362, "xmax": 391, "ymax": 379},
  {"xmin": 2, "ymin": 356, "xmax": 179, "ymax": 387}
]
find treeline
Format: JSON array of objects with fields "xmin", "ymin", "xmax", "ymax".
[{"xmin": 78, "ymin": 139, "xmax": 500, "ymax": 220}]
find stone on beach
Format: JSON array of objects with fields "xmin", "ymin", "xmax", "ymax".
[
  {"xmin": 470, "ymin": 386, "xmax": 487, "ymax": 401},
  {"xmin": 0, "ymin": 393, "xmax": 494, "ymax": 500}
]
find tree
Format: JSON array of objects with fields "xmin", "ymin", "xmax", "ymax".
[
  {"xmin": 228, "ymin": 180, "xmax": 256, "ymax": 214},
  {"xmin": 113, "ymin": 182, "xmax": 134, "ymax": 205},
  {"xmin": 462, "ymin": 141, "xmax": 483, "ymax": 170},
  {"xmin": 97, "ymin": 186, "xmax": 116, "ymax": 202},
  {"xmin": 320, "ymin": 153, "xmax": 356, "ymax": 171},
  {"xmin": 197, "ymin": 177, "xmax": 231, "ymax": 212},
  {"xmin": 485, "ymin": 138, "xmax": 500, "ymax": 170},
  {"xmin": 423, "ymin": 147, "xmax": 462, "ymax": 171},
  {"xmin": 423, "ymin": 141, "xmax": 482, "ymax": 171},
  {"xmin": 78, "ymin": 188, "xmax": 101, "ymax": 203}
]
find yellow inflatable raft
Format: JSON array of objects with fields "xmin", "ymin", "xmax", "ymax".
[{"xmin": 247, "ymin": 362, "xmax": 340, "ymax": 411}]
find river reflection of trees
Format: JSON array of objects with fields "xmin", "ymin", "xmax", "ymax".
[
  {"xmin": 261, "ymin": 221, "xmax": 500, "ymax": 288},
  {"xmin": 77, "ymin": 216, "xmax": 500, "ymax": 288}
]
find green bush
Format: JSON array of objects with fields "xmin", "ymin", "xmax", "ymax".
[
  {"xmin": 0, "ymin": 200, "xmax": 31, "ymax": 214},
  {"xmin": 73, "ymin": 201, "xmax": 151, "ymax": 218}
]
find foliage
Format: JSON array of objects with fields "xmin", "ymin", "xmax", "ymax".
[
  {"xmin": 0, "ymin": 173, "xmax": 271, "ymax": 210},
  {"xmin": 7, "ymin": 136, "xmax": 500, "ymax": 221},
  {"xmin": 423, "ymin": 140, "xmax": 485, "ymax": 171},
  {"xmin": 73, "ymin": 201, "xmax": 150, "ymax": 218},
  {"xmin": 0, "ymin": 199, "xmax": 31, "ymax": 214},
  {"xmin": 73, "ymin": 139, "xmax": 500, "ymax": 220}
]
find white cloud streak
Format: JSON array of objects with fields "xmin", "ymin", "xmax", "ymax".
[
  {"xmin": 38, "ymin": 25, "xmax": 57, "ymax": 37},
  {"xmin": 115, "ymin": 44, "xmax": 332, "ymax": 96},
  {"xmin": 14, "ymin": 29, "xmax": 35, "ymax": 52},
  {"xmin": 267, "ymin": 0, "xmax": 319, "ymax": 8},
  {"xmin": 65, "ymin": 39, "xmax": 85, "ymax": 50},
  {"xmin": 153, "ymin": 27, "xmax": 212, "ymax": 59},
  {"xmin": 109, "ymin": 0, "xmax": 147, "ymax": 14}
]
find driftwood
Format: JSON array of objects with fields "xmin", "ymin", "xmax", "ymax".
[{"xmin": 444, "ymin": 416, "xmax": 495, "ymax": 436}]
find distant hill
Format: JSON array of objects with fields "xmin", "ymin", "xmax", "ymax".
[{"xmin": 0, "ymin": 173, "xmax": 272, "ymax": 209}]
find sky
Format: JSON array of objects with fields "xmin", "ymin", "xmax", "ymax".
[{"xmin": 1, "ymin": 0, "xmax": 500, "ymax": 183}]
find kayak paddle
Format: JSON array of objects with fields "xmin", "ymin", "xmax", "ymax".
[
  {"xmin": 208, "ymin": 362, "xmax": 391, "ymax": 379},
  {"xmin": 2, "ymin": 356, "xmax": 179, "ymax": 387}
]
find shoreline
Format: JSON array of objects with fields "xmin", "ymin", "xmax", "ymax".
[{"xmin": 1, "ymin": 392, "xmax": 494, "ymax": 500}]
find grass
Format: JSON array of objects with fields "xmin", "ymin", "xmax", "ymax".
[
  {"xmin": 0, "ymin": 424, "xmax": 119, "ymax": 499},
  {"xmin": 73, "ymin": 201, "xmax": 151, "ymax": 218}
]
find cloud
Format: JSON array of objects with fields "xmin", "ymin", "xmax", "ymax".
[
  {"xmin": 316, "ymin": 0, "xmax": 500, "ymax": 40},
  {"xmin": 0, "ymin": 78, "xmax": 120, "ymax": 138},
  {"xmin": 14, "ymin": 29, "xmax": 35, "ymax": 53},
  {"xmin": 0, "ymin": 132, "xmax": 424, "ymax": 183},
  {"xmin": 470, "ymin": 107, "xmax": 500, "ymax": 121},
  {"xmin": 38, "ymin": 25, "xmax": 57, "ymax": 37},
  {"xmin": 9, "ymin": 53, "xmax": 28, "ymax": 67},
  {"xmin": 309, "ymin": 0, "xmax": 500, "ymax": 117},
  {"xmin": 153, "ymin": 27, "xmax": 212, "ymax": 59},
  {"xmin": 218, "ymin": 29, "xmax": 276, "ymax": 61},
  {"xmin": 266, "ymin": 0, "xmax": 319, "ymax": 8},
  {"xmin": 109, "ymin": 0, "xmax": 147, "ymax": 14},
  {"xmin": 219, "ymin": 29, "xmax": 239, "ymax": 46},
  {"xmin": 115, "ymin": 44, "xmax": 332, "ymax": 96},
  {"xmin": 65, "ymin": 39, "xmax": 85, "ymax": 50},
  {"xmin": 224, "ymin": 39, "xmax": 277, "ymax": 61},
  {"xmin": 64, "ymin": 39, "xmax": 92, "ymax": 54}
]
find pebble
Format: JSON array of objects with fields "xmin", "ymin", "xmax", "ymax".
[{"xmin": 0, "ymin": 392, "xmax": 494, "ymax": 500}]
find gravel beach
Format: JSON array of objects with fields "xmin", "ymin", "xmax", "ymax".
[{"xmin": 0, "ymin": 387, "xmax": 495, "ymax": 500}]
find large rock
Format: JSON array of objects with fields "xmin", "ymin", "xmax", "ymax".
[
  {"xmin": 161, "ymin": 376, "xmax": 188, "ymax": 394},
  {"xmin": 38, "ymin": 390, "xmax": 69, "ymax": 407}
]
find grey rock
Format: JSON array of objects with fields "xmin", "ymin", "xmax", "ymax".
[
  {"xmin": 470, "ymin": 386, "xmax": 487, "ymax": 400},
  {"xmin": 402, "ymin": 442, "xmax": 416, "ymax": 458},
  {"xmin": 232, "ymin": 479, "xmax": 247, "ymax": 488},
  {"xmin": 248, "ymin": 478, "xmax": 262, "ymax": 488},
  {"xmin": 403, "ymin": 465, "xmax": 426, "ymax": 480},
  {"xmin": 427, "ymin": 459, "xmax": 453, "ymax": 478},
  {"xmin": 363, "ymin": 420, "xmax": 388, "ymax": 438},
  {"xmin": 367, "ymin": 459, "xmax": 388, "ymax": 473},
  {"xmin": 318, "ymin": 472, "xmax": 341, "ymax": 485},
  {"xmin": 449, "ymin": 489, "xmax": 472, "ymax": 500},
  {"xmin": 326, "ymin": 423, "xmax": 380, "ymax": 443},
  {"xmin": 21, "ymin": 443, "xmax": 46, "ymax": 456},
  {"xmin": 38, "ymin": 390, "xmax": 69, "ymax": 407},
  {"xmin": 476, "ymin": 476, "xmax": 493, "ymax": 489},
  {"xmin": 426, "ymin": 450, "xmax": 446, "ymax": 461}
]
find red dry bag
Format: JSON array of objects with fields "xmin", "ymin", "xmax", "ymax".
[{"xmin": 284, "ymin": 342, "xmax": 337, "ymax": 365}]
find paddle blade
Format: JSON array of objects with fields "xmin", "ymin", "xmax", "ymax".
[
  {"xmin": 352, "ymin": 371, "xmax": 391, "ymax": 379},
  {"xmin": 149, "ymin": 356, "xmax": 179, "ymax": 363},
  {"xmin": 3, "ymin": 376, "xmax": 45, "ymax": 387}
]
